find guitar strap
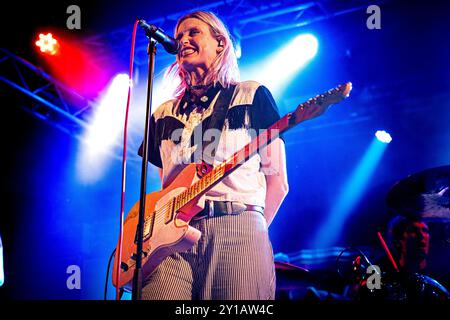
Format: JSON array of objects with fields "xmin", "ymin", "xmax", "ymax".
[{"xmin": 192, "ymin": 84, "xmax": 237, "ymax": 164}]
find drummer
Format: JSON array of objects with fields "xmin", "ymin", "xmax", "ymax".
[
  {"xmin": 388, "ymin": 215, "xmax": 430, "ymax": 273},
  {"xmin": 371, "ymin": 215, "xmax": 450, "ymax": 301}
]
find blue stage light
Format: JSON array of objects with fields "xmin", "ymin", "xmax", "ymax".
[{"xmin": 241, "ymin": 33, "xmax": 318, "ymax": 96}]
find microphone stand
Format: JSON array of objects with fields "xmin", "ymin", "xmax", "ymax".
[{"xmin": 132, "ymin": 38, "xmax": 156, "ymax": 300}]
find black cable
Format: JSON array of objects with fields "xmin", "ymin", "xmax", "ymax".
[{"xmin": 104, "ymin": 248, "xmax": 116, "ymax": 300}]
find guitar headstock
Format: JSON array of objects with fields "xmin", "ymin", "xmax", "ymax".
[{"xmin": 293, "ymin": 82, "xmax": 352, "ymax": 124}]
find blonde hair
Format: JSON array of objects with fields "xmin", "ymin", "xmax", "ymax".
[{"xmin": 165, "ymin": 11, "xmax": 240, "ymax": 98}]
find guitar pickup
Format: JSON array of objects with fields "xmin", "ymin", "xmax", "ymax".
[{"xmin": 164, "ymin": 198, "xmax": 176, "ymax": 224}]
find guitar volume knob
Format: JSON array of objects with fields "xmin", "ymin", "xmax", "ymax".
[{"xmin": 120, "ymin": 262, "xmax": 129, "ymax": 272}]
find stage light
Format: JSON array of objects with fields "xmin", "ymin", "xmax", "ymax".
[
  {"xmin": 241, "ymin": 33, "xmax": 318, "ymax": 97},
  {"xmin": 314, "ymin": 137, "xmax": 389, "ymax": 248},
  {"xmin": 375, "ymin": 130, "xmax": 392, "ymax": 143},
  {"xmin": 77, "ymin": 73, "xmax": 130, "ymax": 183},
  {"xmin": 35, "ymin": 33, "xmax": 59, "ymax": 55},
  {"xmin": 235, "ymin": 38, "xmax": 242, "ymax": 59},
  {"xmin": 285, "ymin": 34, "xmax": 319, "ymax": 66}
]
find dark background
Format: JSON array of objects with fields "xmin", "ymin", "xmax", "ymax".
[{"xmin": 1, "ymin": 0, "xmax": 449, "ymax": 299}]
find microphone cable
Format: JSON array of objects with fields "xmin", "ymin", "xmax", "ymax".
[{"xmin": 104, "ymin": 248, "xmax": 115, "ymax": 300}]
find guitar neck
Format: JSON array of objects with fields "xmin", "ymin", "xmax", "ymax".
[{"xmin": 172, "ymin": 81, "xmax": 352, "ymax": 213}]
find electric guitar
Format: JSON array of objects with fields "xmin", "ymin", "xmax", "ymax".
[{"xmin": 113, "ymin": 82, "xmax": 352, "ymax": 289}]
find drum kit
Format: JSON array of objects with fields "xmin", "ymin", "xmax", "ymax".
[{"xmin": 275, "ymin": 165, "xmax": 450, "ymax": 300}]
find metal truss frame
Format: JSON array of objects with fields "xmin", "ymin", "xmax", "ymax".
[
  {"xmin": 1, "ymin": 1, "xmax": 380, "ymax": 136},
  {"xmin": 0, "ymin": 48, "xmax": 93, "ymax": 138},
  {"xmin": 0, "ymin": 48, "xmax": 147, "ymax": 165},
  {"xmin": 83, "ymin": 0, "xmax": 380, "ymax": 66},
  {"xmin": 1, "ymin": 0, "xmax": 389, "ymax": 157}
]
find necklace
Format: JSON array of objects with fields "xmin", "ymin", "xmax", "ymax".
[
  {"xmin": 189, "ymin": 84, "xmax": 211, "ymax": 90},
  {"xmin": 186, "ymin": 83, "xmax": 214, "ymax": 106},
  {"xmin": 181, "ymin": 83, "xmax": 221, "ymax": 115}
]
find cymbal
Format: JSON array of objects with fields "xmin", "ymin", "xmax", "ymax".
[
  {"xmin": 386, "ymin": 165, "xmax": 450, "ymax": 221},
  {"xmin": 275, "ymin": 261, "xmax": 315, "ymax": 290},
  {"xmin": 275, "ymin": 261, "xmax": 310, "ymax": 272}
]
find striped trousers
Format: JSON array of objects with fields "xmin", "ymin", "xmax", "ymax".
[{"xmin": 142, "ymin": 210, "xmax": 276, "ymax": 300}]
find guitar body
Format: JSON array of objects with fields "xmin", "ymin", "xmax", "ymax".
[{"xmin": 112, "ymin": 163, "xmax": 205, "ymax": 289}]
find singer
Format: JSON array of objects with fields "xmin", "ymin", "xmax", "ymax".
[{"xmin": 139, "ymin": 11, "xmax": 289, "ymax": 300}]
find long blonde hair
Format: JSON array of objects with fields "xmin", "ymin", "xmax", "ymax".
[{"xmin": 166, "ymin": 11, "xmax": 240, "ymax": 98}]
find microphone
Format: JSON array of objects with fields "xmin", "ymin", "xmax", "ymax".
[{"xmin": 138, "ymin": 19, "xmax": 179, "ymax": 54}]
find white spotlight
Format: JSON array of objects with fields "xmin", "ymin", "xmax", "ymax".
[
  {"xmin": 77, "ymin": 73, "xmax": 130, "ymax": 182},
  {"xmin": 242, "ymin": 33, "xmax": 318, "ymax": 96},
  {"xmin": 375, "ymin": 130, "xmax": 392, "ymax": 143},
  {"xmin": 287, "ymin": 34, "xmax": 319, "ymax": 66}
]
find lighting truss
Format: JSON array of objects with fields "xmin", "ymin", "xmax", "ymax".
[
  {"xmin": 82, "ymin": 0, "xmax": 380, "ymax": 66},
  {"xmin": 0, "ymin": 48, "xmax": 94, "ymax": 136}
]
